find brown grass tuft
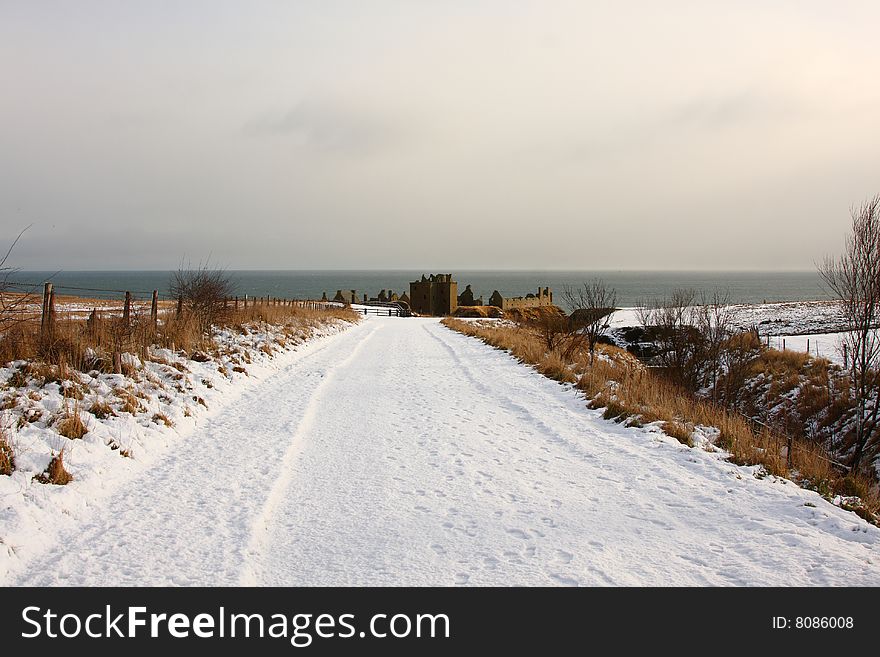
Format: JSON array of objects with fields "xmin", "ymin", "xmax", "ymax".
[
  {"xmin": 56, "ymin": 402, "xmax": 88, "ymax": 439},
  {"xmin": 662, "ymin": 421, "xmax": 694, "ymax": 446},
  {"xmin": 88, "ymin": 399, "xmax": 115, "ymax": 419},
  {"xmin": 34, "ymin": 450, "xmax": 72, "ymax": 485},
  {"xmin": 152, "ymin": 412, "xmax": 174, "ymax": 428},
  {"xmin": 115, "ymin": 388, "xmax": 143, "ymax": 415},
  {"xmin": 0, "ymin": 430, "xmax": 14, "ymax": 476}
]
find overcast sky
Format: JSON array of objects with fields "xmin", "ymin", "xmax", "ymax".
[{"xmin": 1, "ymin": 1, "xmax": 879, "ymax": 270}]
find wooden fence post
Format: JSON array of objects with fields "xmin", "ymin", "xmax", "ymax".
[
  {"xmin": 177, "ymin": 295, "xmax": 183, "ymax": 317},
  {"xmin": 47, "ymin": 286, "xmax": 56, "ymax": 338},
  {"xmin": 235, "ymin": 296, "xmax": 239, "ymax": 310},
  {"xmin": 122, "ymin": 291, "xmax": 131, "ymax": 326},
  {"xmin": 150, "ymin": 290, "xmax": 158, "ymax": 331},
  {"xmin": 40, "ymin": 282, "xmax": 52, "ymax": 338}
]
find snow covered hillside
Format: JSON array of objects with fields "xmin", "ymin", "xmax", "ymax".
[{"xmin": 2, "ymin": 316, "xmax": 878, "ymax": 586}]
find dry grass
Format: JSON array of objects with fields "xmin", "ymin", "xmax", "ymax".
[
  {"xmin": 662, "ymin": 421, "xmax": 694, "ymax": 447},
  {"xmin": 152, "ymin": 412, "xmax": 173, "ymax": 427},
  {"xmin": 88, "ymin": 398, "xmax": 115, "ymax": 419},
  {"xmin": 442, "ymin": 317, "xmax": 880, "ymax": 522},
  {"xmin": 0, "ymin": 429, "xmax": 14, "ymax": 476},
  {"xmin": 56, "ymin": 402, "xmax": 88, "ymax": 439},
  {"xmin": 33, "ymin": 450, "xmax": 72, "ymax": 485},
  {"xmin": 0, "ymin": 297, "xmax": 357, "ymax": 374},
  {"xmin": 115, "ymin": 388, "xmax": 143, "ymax": 415},
  {"xmin": 453, "ymin": 305, "xmax": 504, "ymax": 318}
]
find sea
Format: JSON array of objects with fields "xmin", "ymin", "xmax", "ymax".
[{"xmin": 5, "ymin": 270, "xmax": 829, "ymax": 307}]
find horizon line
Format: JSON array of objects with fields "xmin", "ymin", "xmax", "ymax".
[{"xmin": 10, "ymin": 267, "xmax": 819, "ymax": 274}]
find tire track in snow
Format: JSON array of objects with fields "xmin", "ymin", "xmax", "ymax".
[
  {"xmin": 426, "ymin": 322, "xmax": 611, "ymax": 464},
  {"xmin": 7, "ymin": 319, "xmax": 377, "ymax": 586},
  {"xmin": 239, "ymin": 322, "xmax": 384, "ymax": 585}
]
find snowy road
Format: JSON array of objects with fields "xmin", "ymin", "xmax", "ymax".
[{"xmin": 11, "ymin": 317, "xmax": 880, "ymax": 585}]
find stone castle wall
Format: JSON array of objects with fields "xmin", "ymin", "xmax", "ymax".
[{"xmin": 488, "ymin": 287, "xmax": 553, "ymax": 310}]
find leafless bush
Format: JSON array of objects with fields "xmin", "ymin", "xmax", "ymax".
[
  {"xmin": 819, "ymin": 194, "xmax": 880, "ymax": 471},
  {"xmin": 169, "ymin": 263, "xmax": 234, "ymax": 334},
  {"xmin": 562, "ymin": 280, "xmax": 618, "ymax": 362},
  {"xmin": 638, "ymin": 288, "xmax": 736, "ymax": 393}
]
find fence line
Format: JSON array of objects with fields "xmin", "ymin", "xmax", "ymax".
[
  {"xmin": 703, "ymin": 397, "xmax": 851, "ymax": 472},
  {"xmin": 3, "ymin": 280, "xmax": 160, "ymax": 297},
  {"xmin": 2, "ymin": 285, "xmax": 360, "ymax": 340}
]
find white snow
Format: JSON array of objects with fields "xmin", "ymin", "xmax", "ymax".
[
  {"xmin": 609, "ymin": 301, "xmax": 845, "ymax": 335},
  {"xmin": 610, "ymin": 304, "xmax": 848, "ymax": 365},
  {"xmin": 0, "ymin": 317, "xmax": 352, "ymax": 582},
  {"xmin": 3, "ymin": 317, "xmax": 878, "ymax": 586}
]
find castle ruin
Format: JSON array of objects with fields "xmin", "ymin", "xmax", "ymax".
[
  {"xmin": 457, "ymin": 284, "xmax": 484, "ymax": 307},
  {"xmin": 488, "ymin": 286, "xmax": 554, "ymax": 311},
  {"xmin": 332, "ymin": 289, "xmax": 359, "ymax": 304},
  {"xmin": 328, "ymin": 276, "xmax": 553, "ymax": 316},
  {"xmin": 409, "ymin": 274, "xmax": 457, "ymax": 316}
]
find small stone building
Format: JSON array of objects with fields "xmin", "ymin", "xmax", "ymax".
[{"xmin": 332, "ymin": 289, "xmax": 359, "ymax": 304}]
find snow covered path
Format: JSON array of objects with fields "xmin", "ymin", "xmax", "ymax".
[{"xmin": 10, "ymin": 317, "xmax": 880, "ymax": 586}]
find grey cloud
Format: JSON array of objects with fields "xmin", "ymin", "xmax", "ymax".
[
  {"xmin": 559, "ymin": 90, "xmax": 797, "ymax": 164},
  {"xmin": 661, "ymin": 91, "xmax": 795, "ymax": 131},
  {"xmin": 244, "ymin": 100, "xmax": 404, "ymax": 156}
]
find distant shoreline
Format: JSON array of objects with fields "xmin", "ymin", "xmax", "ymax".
[{"xmin": 5, "ymin": 270, "xmax": 828, "ymax": 307}]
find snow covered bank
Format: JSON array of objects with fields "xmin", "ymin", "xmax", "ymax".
[{"xmin": 0, "ymin": 315, "xmax": 355, "ymax": 582}]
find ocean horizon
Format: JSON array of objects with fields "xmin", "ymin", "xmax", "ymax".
[{"xmin": 5, "ymin": 269, "xmax": 829, "ymax": 307}]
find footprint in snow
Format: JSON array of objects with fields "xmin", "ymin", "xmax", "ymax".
[
  {"xmin": 554, "ymin": 550, "xmax": 573, "ymax": 564},
  {"xmin": 550, "ymin": 573, "xmax": 580, "ymax": 587}
]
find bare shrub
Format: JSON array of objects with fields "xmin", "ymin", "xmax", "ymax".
[
  {"xmin": 819, "ymin": 194, "xmax": 880, "ymax": 472},
  {"xmin": 638, "ymin": 288, "xmax": 735, "ymax": 394},
  {"xmin": 562, "ymin": 279, "xmax": 618, "ymax": 362},
  {"xmin": 170, "ymin": 263, "xmax": 235, "ymax": 335}
]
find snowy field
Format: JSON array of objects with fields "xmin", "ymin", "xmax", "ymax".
[
  {"xmin": 767, "ymin": 334, "xmax": 844, "ymax": 365},
  {"xmin": 3, "ymin": 316, "xmax": 878, "ymax": 586},
  {"xmin": 611, "ymin": 303, "xmax": 847, "ymax": 365},
  {"xmin": 610, "ymin": 300, "xmax": 845, "ymax": 336}
]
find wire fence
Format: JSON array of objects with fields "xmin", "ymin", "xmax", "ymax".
[
  {"xmin": 0, "ymin": 280, "xmax": 350, "ymax": 335},
  {"xmin": 2, "ymin": 279, "xmax": 162, "ymax": 300}
]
